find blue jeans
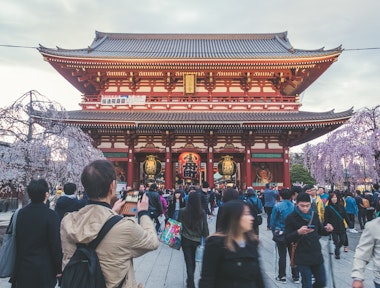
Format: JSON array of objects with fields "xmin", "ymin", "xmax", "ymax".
[
  {"xmin": 375, "ymin": 281, "xmax": 380, "ymax": 288},
  {"xmin": 298, "ymin": 263, "xmax": 326, "ymax": 288}
]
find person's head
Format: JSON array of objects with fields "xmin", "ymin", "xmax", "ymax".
[
  {"xmin": 374, "ymin": 183, "xmax": 379, "ymax": 191},
  {"xmin": 81, "ymin": 160, "xmax": 116, "ymax": 199},
  {"xmin": 328, "ymin": 191, "xmax": 339, "ymax": 205},
  {"xmin": 222, "ymin": 187, "xmax": 239, "ymax": 203},
  {"xmin": 63, "ymin": 182, "xmax": 77, "ymax": 195},
  {"xmin": 217, "ymin": 200, "xmax": 255, "ymax": 251},
  {"xmin": 246, "ymin": 187, "xmax": 256, "ymax": 197},
  {"xmin": 290, "ymin": 185, "xmax": 302, "ymax": 199},
  {"xmin": 265, "ymin": 183, "xmax": 270, "ymax": 189},
  {"xmin": 27, "ymin": 179, "xmax": 49, "ymax": 203},
  {"xmin": 304, "ymin": 185, "xmax": 317, "ymax": 197},
  {"xmin": 174, "ymin": 189, "xmax": 182, "ymax": 200},
  {"xmin": 279, "ymin": 188, "xmax": 292, "ymax": 200},
  {"xmin": 317, "ymin": 187, "xmax": 325, "ymax": 195},
  {"xmin": 149, "ymin": 183, "xmax": 158, "ymax": 191},
  {"xmin": 296, "ymin": 192, "xmax": 312, "ymax": 214}
]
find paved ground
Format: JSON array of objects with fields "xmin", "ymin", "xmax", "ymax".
[{"xmin": 0, "ymin": 209, "xmax": 377, "ymax": 287}]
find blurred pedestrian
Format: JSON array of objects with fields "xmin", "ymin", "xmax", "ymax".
[
  {"xmin": 199, "ymin": 200, "xmax": 265, "ymax": 288},
  {"xmin": 179, "ymin": 192, "xmax": 209, "ymax": 288}
]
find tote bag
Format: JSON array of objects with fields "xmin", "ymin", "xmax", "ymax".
[
  {"xmin": 159, "ymin": 218, "xmax": 182, "ymax": 250},
  {"xmin": 0, "ymin": 209, "xmax": 19, "ymax": 278}
]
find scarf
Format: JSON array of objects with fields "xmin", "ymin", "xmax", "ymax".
[{"xmin": 295, "ymin": 206, "xmax": 313, "ymax": 222}]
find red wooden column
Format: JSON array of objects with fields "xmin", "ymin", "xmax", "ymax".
[
  {"xmin": 245, "ymin": 148, "xmax": 252, "ymax": 187},
  {"xmin": 127, "ymin": 147, "xmax": 134, "ymax": 188},
  {"xmin": 165, "ymin": 146, "xmax": 173, "ymax": 189},
  {"xmin": 283, "ymin": 146, "xmax": 290, "ymax": 188},
  {"xmin": 207, "ymin": 147, "xmax": 214, "ymax": 188}
]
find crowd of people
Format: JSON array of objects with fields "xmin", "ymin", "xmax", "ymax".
[{"xmin": 2, "ymin": 161, "xmax": 380, "ymax": 288}]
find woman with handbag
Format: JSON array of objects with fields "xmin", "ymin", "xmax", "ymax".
[
  {"xmin": 324, "ymin": 191, "xmax": 351, "ymax": 259},
  {"xmin": 199, "ymin": 200, "xmax": 265, "ymax": 288},
  {"xmin": 270, "ymin": 188, "xmax": 299, "ymax": 284},
  {"xmin": 178, "ymin": 191, "xmax": 209, "ymax": 288}
]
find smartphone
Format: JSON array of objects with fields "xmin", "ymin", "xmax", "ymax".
[{"xmin": 307, "ymin": 224, "xmax": 315, "ymax": 229}]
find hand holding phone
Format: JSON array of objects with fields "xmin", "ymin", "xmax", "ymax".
[{"xmin": 307, "ymin": 224, "xmax": 315, "ymax": 229}]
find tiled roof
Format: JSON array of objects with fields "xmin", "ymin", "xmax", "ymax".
[
  {"xmin": 38, "ymin": 31, "xmax": 342, "ymax": 60},
  {"xmin": 64, "ymin": 109, "xmax": 353, "ymax": 126}
]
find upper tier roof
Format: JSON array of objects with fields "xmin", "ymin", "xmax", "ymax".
[{"xmin": 38, "ymin": 31, "xmax": 342, "ymax": 60}]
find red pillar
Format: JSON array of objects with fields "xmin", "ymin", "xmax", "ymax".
[
  {"xmin": 165, "ymin": 147, "xmax": 172, "ymax": 189},
  {"xmin": 245, "ymin": 148, "xmax": 252, "ymax": 187},
  {"xmin": 283, "ymin": 146, "xmax": 290, "ymax": 188},
  {"xmin": 127, "ymin": 147, "xmax": 134, "ymax": 188},
  {"xmin": 207, "ymin": 147, "xmax": 214, "ymax": 188}
]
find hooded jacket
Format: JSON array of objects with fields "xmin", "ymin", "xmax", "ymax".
[{"xmin": 61, "ymin": 203, "xmax": 159, "ymax": 288}]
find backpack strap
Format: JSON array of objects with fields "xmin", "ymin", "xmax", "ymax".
[{"xmin": 89, "ymin": 215, "xmax": 123, "ymax": 249}]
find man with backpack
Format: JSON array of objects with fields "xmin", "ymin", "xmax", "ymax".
[
  {"xmin": 245, "ymin": 187, "xmax": 263, "ymax": 235},
  {"xmin": 60, "ymin": 160, "xmax": 159, "ymax": 288}
]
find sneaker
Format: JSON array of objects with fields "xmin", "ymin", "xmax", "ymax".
[
  {"xmin": 350, "ymin": 228, "xmax": 359, "ymax": 233},
  {"xmin": 275, "ymin": 276, "xmax": 287, "ymax": 283},
  {"xmin": 293, "ymin": 278, "xmax": 300, "ymax": 284}
]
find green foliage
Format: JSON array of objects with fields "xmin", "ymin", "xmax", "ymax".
[{"xmin": 290, "ymin": 164, "xmax": 316, "ymax": 185}]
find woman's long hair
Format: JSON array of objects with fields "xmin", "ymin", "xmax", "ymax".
[
  {"xmin": 327, "ymin": 191, "xmax": 341, "ymax": 206},
  {"xmin": 184, "ymin": 191, "xmax": 204, "ymax": 230},
  {"xmin": 217, "ymin": 200, "xmax": 256, "ymax": 251}
]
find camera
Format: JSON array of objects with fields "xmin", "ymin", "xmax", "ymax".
[{"xmin": 307, "ymin": 224, "xmax": 315, "ymax": 229}]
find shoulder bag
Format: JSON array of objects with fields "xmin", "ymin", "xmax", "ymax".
[{"xmin": 0, "ymin": 209, "xmax": 19, "ymax": 278}]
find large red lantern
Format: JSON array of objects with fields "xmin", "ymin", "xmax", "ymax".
[{"xmin": 178, "ymin": 152, "xmax": 201, "ymax": 180}]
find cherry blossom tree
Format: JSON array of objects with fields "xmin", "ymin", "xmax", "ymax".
[
  {"xmin": 303, "ymin": 105, "xmax": 380, "ymax": 190},
  {"xmin": 0, "ymin": 90, "xmax": 104, "ymax": 205}
]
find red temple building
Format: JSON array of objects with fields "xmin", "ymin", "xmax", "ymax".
[{"xmin": 38, "ymin": 31, "xmax": 352, "ymax": 189}]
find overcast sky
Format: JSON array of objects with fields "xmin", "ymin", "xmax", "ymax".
[{"xmin": 1, "ymin": 0, "xmax": 379, "ymax": 150}]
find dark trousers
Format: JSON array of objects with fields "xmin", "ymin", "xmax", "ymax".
[
  {"xmin": 366, "ymin": 209, "xmax": 375, "ymax": 221},
  {"xmin": 332, "ymin": 231, "xmax": 347, "ymax": 256},
  {"xmin": 181, "ymin": 236, "xmax": 199, "ymax": 288},
  {"xmin": 264, "ymin": 207, "xmax": 273, "ymax": 228},
  {"xmin": 276, "ymin": 241, "xmax": 299, "ymax": 279},
  {"xmin": 358, "ymin": 209, "xmax": 367, "ymax": 229},
  {"xmin": 298, "ymin": 263, "xmax": 326, "ymax": 288},
  {"xmin": 347, "ymin": 213, "xmax": 355, "ymax": 229}
]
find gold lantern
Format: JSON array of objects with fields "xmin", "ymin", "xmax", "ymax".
[
  {"xmin": 143, "ymin": 155, "xmax": 161, "ymax": 180},
  {"xmin": 217, "ymin": 155, "xmax": 237, "ymax": 180}
]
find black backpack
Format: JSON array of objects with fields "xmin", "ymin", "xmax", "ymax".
[
  {"xmin": 61, "ymin": 215, "xmax": 124, "ymax": 288},
  {"xmin": 245, "ymin": 197, "xmax": 263, "ymax": 226}
]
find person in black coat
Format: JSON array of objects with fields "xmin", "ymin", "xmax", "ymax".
[
  {"xmin": 55, "ymin": 182, "xmax": 87, "ymax": 223},
  {"xmin": 284, "ymin": 192, "xmax": 333, "ymax": 288},
  {"xmin": 324, "ymin": 191, "xmax": 351, "ymax": 259},
  {"xmin": 199, "ymin": 200, "xmax": 265, "ymax": 288},
  {"xmin": 12, "ymin": 179, "xmax": 62, "ymax": 288}
]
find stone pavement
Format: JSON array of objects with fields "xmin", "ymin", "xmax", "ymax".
[{"xmin": 0, "ymin": 210, "xmax": 377, "ymax": 288}]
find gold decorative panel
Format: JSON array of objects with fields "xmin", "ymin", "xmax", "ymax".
[{"xmin": 183, "ymin": 73, "xmax": 196, "ymax": 95}]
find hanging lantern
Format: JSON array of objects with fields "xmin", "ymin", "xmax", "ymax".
[
  {"xmin": 218, "ymin": 155, "xmax": 237, "ymax": 180},
  {"xmin": 178, "ymin": 152, "xmax": 201, "ymax": 180},
  {"xmin": 143, "ymin": 155, "xmax": 162, "ymax": 180}
]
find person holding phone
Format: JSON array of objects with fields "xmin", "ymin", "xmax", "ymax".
[{"xmin": 284, "ymin": 192, "xmax": 334, "ymax": 288}]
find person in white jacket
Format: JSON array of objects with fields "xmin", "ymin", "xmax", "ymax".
[{"xmin": 352, "ymin": 217, "xmax": 380, "ymax": 288}]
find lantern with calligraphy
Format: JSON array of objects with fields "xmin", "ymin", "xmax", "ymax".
[
  {"xmin": 218, "ymin": 155, "xmax": 237, "ymax": 180},
  {"xmin": 143, "ymin": 155, "xmax": 162, "ymax": 180},
  {"xmin": 178, "ymin": 152, "xmax": 201, "ymax": 181}
]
